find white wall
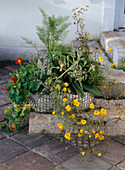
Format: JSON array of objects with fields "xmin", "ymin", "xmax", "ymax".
[{"xmin": 0, "ymin": 0, "xmax": 104, "ymax": 60}]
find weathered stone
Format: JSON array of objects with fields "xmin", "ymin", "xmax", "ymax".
[
  {"xmin": 0, "ymin": 95, "xmax": 10, "ymax": 106},
  {"xmin": 29, "ymin": 112, "xmax": 64, "ymax": 134},
  {"xmin": 0, "ymin": 134, "xmax": 5, "ymax": 140},
  {"xmin": 108, "ymin": 166, "xmax": 121, "ymax": 170},
  {"xmin": 116, "ymin": 160, "xmax": 125, "ymax": 170},
  {"xmin": 95, "ymin": 139, "xmax": 125, "ymax": 165},
  {"xmin": 34, "ymin": 139, "xmax": 79, "ymax": 164},
  {"xmin": 12, "ymin": 130, "xmax": 53, "ymax": 148},
  {"xmin": 0, "ymin": 165, "xmax": 8, "ymax": 170},
  {"xmin": 113, "ymin": 137, "xmax": 125, "ymax": 145},
  {"xmin": 61, "ymin": 153, "xmax": 112, "ymax": 170},
  {"xmin": 0, "ymin": 108, "xmax": 6, "ymax": 121},
  {"xmin": 5, "ymin": 151, "xmax": 55, "ymax": 170},
  {"xmin": 52, "ymin": 166, "xmax": 66, "ymax": 170},
  {"xmin": 0, "ymin": 139, "xmax": 28, "ymax": 163}
]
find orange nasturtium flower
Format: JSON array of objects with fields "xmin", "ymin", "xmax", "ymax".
[
  {"xmin": 10, "ymin": 124, "xmax": 15, "ymax": 131},
  {"xmin": 16, "ymin": 57, "xmax": 24, "ymax": 64}
]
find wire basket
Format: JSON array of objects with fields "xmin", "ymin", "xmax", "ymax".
[{"xmin": 29, "ymin": 92, "xmax": 94, "ymax": 113}]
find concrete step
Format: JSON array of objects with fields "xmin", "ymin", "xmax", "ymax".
[{"xmin": 100, "ymin": 31, "xmax": 125, "ymax": 66}]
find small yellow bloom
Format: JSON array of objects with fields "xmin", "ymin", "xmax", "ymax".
[
  {"xmin": 68, "ymin": 89, "xmax": 71, "ymax": 93},
  {"xmin": 117, "ymin": 116, "xmax": 121, "ymax": 121},
  {"xmin": 70, "ymin": 114, "xmax": 75, "ymax": 119},
  {"xmin": 82, "ymin": 152, "xmax": 85, "ymax": 156},
  {"xmin": 64, "ymin": 82, "xmax": 68, "ymax": 87},
  {"xmin": 95, "ymin": 133, "xmax": 99, "ymax": 138},
  {"xmin": 89, "ymin": 135, "xmax": 92, "ymax": 138},
  {"xmin": 77, "ymin": 122, "xmax": 81, "ymax": 125},
  {"xmin": 89, "ymin": 50, "xmax": 94, "ymax": 54},
  {"xmin": 98, "ymin": 56, "xmax": 103, "ymax": 62},
  {"xmin": 87, "ymin": 36, "xmax": 89, "ymax": 39},
  {"xmin": 78, "ymin": 133, "xmax": 81, "ymax": 137},
  {"xmin": 61, "ymin": 111, "xmax": 64, "ymax": 115},
  {"xmin": 111, "ymin": 62, "xmax": 116, "ymax": 67},
  {"xmin": 100, "ymin": 131, "xmax": 103, "ymax": 134},
  {"xmin": 57, "ymin": 123, "xmax": 63, "ymax": 130},
  {"xmin": 26, "ymin": 104, "xmax": 30, "ymax": 110},
  {"xmin": 81, "ymin": 120, "xmax": 86, "ymax": 125},
  {"xmin": 65, "ymin": 105, "xmax": 71, "ymax": 112},
  {"xmin": 106, "ymin": 142, "xmax": 110, "ymax": 146},
  {"xmin": 99, "ymin": 50, "xmax": 101, "ymax": 53},
  {"xmin": 52, "ymin": 111, "xmax": 55, "ymax": 115},
  {"xmin": 98, "ymin": 153, "xmax": 101, "ymax": 157},
  {"xmin": 56, "ymin": 84, "xmax": 61, "ymax": 90},
  {"xmin": 84, "ymin": 131, "xmax": 88, "ymax": 134},
  {"xmin": 64, "ymin": 132, "xmax": 71, "ymax": 140},
  {"xmin": 48, "ymin": 77, "xmax": 50, "ymax": 79},
  {"xmin": 83, "ymin": 144, "xmax": 87, "ymax": 147},
  {"xmin": 109, "ymin": 47, "xmax": 112, "ymax": 51},
  {"xmin": 36, "ymin": 94, "xmax": 38, "ymax": 97},
  {"xmin": 92, "ymin": 130, "xmax": 95, "ymax": 134},
  {"xmin": 93, "ymin": 110, "xmax": 100, "ymax": 115},
  {"xmin": 74, "ymin": 99, "xmax": 80, "ymax": 107},
  {"xmin": 63, "ymin": 87, "xmax": 67, "ymax": 92},
  {"xmin": 62, "ymin": 98, "xmax": 68, "ymax": 102},
  {"xmin": 89, "ymin": 103, "xmax": 95, "ymax": 109},
  {"xmin": 100, "ymin": 108, "xmax": 107, "ymax": 116},
  {"xmin": 107, "ymin": 133, "xmax": 109, "ymax": 136},
  {"xmin": 80, "ymin": 129, "xmax": 83, "ymax": 133},
  {"xmin": 99, "ymin": 135, "xmax": 104, "ymax": 140}
]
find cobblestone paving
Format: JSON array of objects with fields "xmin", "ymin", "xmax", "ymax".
[{"xmin": 0, "ymin": 61, "xmax": 125, "ymax": 169}]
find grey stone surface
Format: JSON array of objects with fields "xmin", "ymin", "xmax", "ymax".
[
  {"xmin": 0, "ymin": 95, "xmax": 10, "ymax": 106},
  {"xmin": 116, "ymin": 160, "xmax": 125, "ymax": 170},
  {"xmin": 95, "ymin": 139, "xmax": 125, "ymax": 165},
  {"xmin": 0, "ymin": 108, "xmax": 6, "ymax": 121},
  {"xmin": 0, "ymin": 134, "xmax": 5, "ymax": 140},
  {"xmin": 108, "ymin": 166, "xmax": 121, "ymax": 170},
  {"xmin": 12, "ymin": 130, "xmax": 53, "ymax": 148},
  {"xmin": 0, "ymin": 139, "xmax": 28, "ymax": 163},
  {"xmin": 34, "ymin": 139, "xmax": 80, "ymax": 164},
  {"xmin": 5, "ymin": 151, "xmax": 55, "ymax": 170},
  {"xmin": 113, "ymin": 137, "xmax": 125, "ymax": 145},
  {"xmin": 0, "ymin": 165, "xmax": 9, "ymax": 170},
  {"xmin": 61, "ymin": 153, "xmax": 112, "ymax": 170}
]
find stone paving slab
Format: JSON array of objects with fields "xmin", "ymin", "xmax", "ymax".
[
  {"xmin": 5, "ymin": 151, "xmax": 56, "ymax": 170},
  {"xmin": 108, "ymin": 166, "xmax": 121, "ymax": 170},
  {"xmin": 4, "ymin": 65, "xmax": 20, "ymax": 73},
  {"xmin": 113, "ymin": 137, "xmax": 125, "ymax": 145},
  {"xmin": 0, "ymin": 134, "xmax": 5, "ymax": 140},
  {"xmin": 116, "ymin": 160, "xmax": 125, "ymax": 170},
  {"xmin": 61, "ymin": 153, "xmax": 112, "ymax": 170},
  {"xmin": 0, "ymin": 108, "xmax": 6, "ymax": 121},
  {"xmin": 0, "ymin": 95, "xmax": 10, "ymax": 106},
  {"xmin": 12, "ymin": 130, "xmax": 53, "ymax": 148},
  {"xmin": 52, "ymin": 166, "xmax": 66, "ymax": 170},
  {"xmin": 0, "ymin": 68, "xmax": 11, "ymax": 75},
  {"xmin": 34, "ymin": 139, "xmax": 80, "ymax": 164},
  {"xmin": 95, "ymin": 139, "xmax": 125, "ymax": 165},
  {"xmin": 0, "ymin": 139, "xmax": 28, "ymax": 163}
]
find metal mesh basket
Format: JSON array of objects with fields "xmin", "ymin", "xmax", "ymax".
[{"xmin": 29, "ymin": 92, "xmax": 94, "ymax": 113}]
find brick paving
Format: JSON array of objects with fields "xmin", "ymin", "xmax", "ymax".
[{"xmin": 0, "ymin": 65, "xmax": 125, "ymax": 170}]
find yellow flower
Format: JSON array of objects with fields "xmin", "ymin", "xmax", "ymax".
[
  {"xmin": 57, "ymin": 123, "xmax": 63, "ymax": 130},
  {"xmin": 64, "ymin": 82, "xmax": 68, "ymax": 87},
  {"xmin": 77, "ymin": 122, "xmax": 81, "ymax": 125},
  {"xmin": 99, "ymin": 135, "xmax": 104, "ymax": 140},
  {"xmin": 95, "ymin": 133, "xmax": 99, "ymax": 138},
  {"xmin": 89, "ymin": 50, "xmax": 94, "ymax": 54},
  {"xmin": 109, "ymin": 47, "xmax": 112, "ymax": 51},
  {"xmin": 70, "ymin": 114, "xmax": 75, "ymax": 119},
  {"xmin": 83, "ymin": 144, "xmax": 87, "ymax": 147},
  {"xmin": 111, "ymin": 62, "xmax": 116, "ymax": 67},
  {"xmin": 89, "ymin": 135, "xmax": 92, "ymax": 138},
  {"xmin": 107, "ymin": 133, "xmax": 109, "ymax": 136},
  {"xmin": 100, "ymin": 108, "xmax": 107, "ymax": 116},
  {"xmin": 98, "ymin": 56, "xmax": 103, "ymax": 62},
  {"xmin": 63, "ymin": 87, "xmax": 67, "ymax": 92},
  {"xmin": 74, "ymin": 99, "xmax": 80, "ymax": 107},
  {"xmin": 87, "ymin": 36, "xmax": 89, "ymax": 39},
  {"xmin": 117, "ymin": 116, "xmax": 121, "ymax": 121},
  {"xmin": 84, "ymin": 131, "xmax": 88, "ymax": 134},
  {"xmin": 106, "ymin": 142, "xmax": 110, "ymax": 146},
  {"xmin": 61, "ymin": 111, "xmax": 64, "ymax": 115},
  {"xmin": 100, "ymin": 131, "xmax": 103, "ymax": 134},
  {"xmin": 81, "ymin": 120, "xmax": 86, "ymax": 125},
  {"xmin": 52, "ymin": 111, "xmax": 55, "ymax": 115},
  {"xmin": 98, "ymin": 153, "xmax": 101, "ymax": 157},
  {"xmin": 56, "ymin": 84, "xmax": 61, "ymax": 90},
  {"xmin": 36, "ymin": 94, "xmax": 38, "ymax": 97},
  {"xmin": 64, "ymin": 132, "xmax": 71, "ymax": 140},
  {"xmin": 48, "ymin": 77, "xmax": 50, "ymax": 79},
  {"xmin": 89, "ymin": 103, "xmax": 95, "ymax": 109},
  {"xmin": 82, "ymin": 152, "xmax": 85, "ymax": 156},
  {"xmin": 68, "ymin": 89, "xmax": 71, "ymax": 93},
  {"xmin": 65, "ymin": 105, "xmax": 71, "ymax": 112},
  {"xmin": 26, "ymin": 104, "xmax": 30, "ymax": 110},
  {"xmin": 78, "ymin": 133, "xmax": 81, "ymax": 137},
  {"xmin": 99, "ymin": 50, "xmax": 101, "ymax": 53},
  {"xmin": 92, "ymin": 130, "xmax": 95, "ymax": 134},
  {"xmin": 62, "ymin": 98, "xmax": 68, "ymax": 102},
  {"xmin": 80, "ymin": 129, "xmax": 83, "ymax": 133},
  {"xmin": 93, "ymin": 110, "xmax": 100, "ymax": 115}
]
